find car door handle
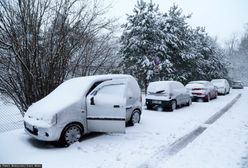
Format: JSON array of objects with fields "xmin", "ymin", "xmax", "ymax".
[{"xmin": 113, "ymin": 105, "xmax": 120, "ymax": 108}]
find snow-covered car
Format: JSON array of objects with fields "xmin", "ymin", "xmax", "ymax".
[
  {"xmin": 186, "ymin": 81, "xmax": 217, "ymax": 102},
  {"xmin": 232, "ymin": 81, "xmax": 244, "ymax": 89},
  {"xmin": 24, "ymin": 74, "xmax": 142, "ymax": 146},
  {"xmin": 145, "ymin": 81, "xmax": 192, "ymax": 112},
  {"xmin": 211, "ymin": 79, "xmax": 230, "ymax": 95}
]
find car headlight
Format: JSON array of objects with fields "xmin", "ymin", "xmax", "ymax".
[
  {"xmin": 37, "ymin": 114, "xmax": 57, "ymax": 125},
  {"xmin": 46, "ymin": 114, "xmax": 57, "ymax": 125}
]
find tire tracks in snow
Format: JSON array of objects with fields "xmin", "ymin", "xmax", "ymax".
[{"xmin": 138, "ymin": 93, "xmax": 242, "ymax": 168}]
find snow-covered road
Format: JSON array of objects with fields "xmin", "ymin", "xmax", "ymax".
[{"xmin": 0, "ymin": 88, "xmax": 247, "ymax": 168}]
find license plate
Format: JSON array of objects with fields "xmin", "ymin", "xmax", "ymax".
[
  {"xmin": 25, "ymin": 122, "xmax": 33, "ymax": 131},
  {"xmin": 152, "ymin": 100, "xmax": 162, "ymax": 104}
]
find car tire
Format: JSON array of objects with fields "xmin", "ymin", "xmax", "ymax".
[
  {"xmin": 128, "ymin": 110, "xmax": 141, "ymax": 126},
  {"xmin": 204, "ymin": 94, "xmax": 210, "ymax": 102},
  {"xmin": 186, "ymin": 98, "xmax": 192, "ymax": 106},
  {"xmin": 169, "ymin": 100, "xmax": 177, "ymax": 112},
  {"xmin": 214, "ymin": 92, "xmax": 218, "ymax": 99},
  {"xmin": 59, "ymin": 123, "xmax": 83, "ymax": 147},
  {"xmin": 147, "ymin": 105, "xmax": 152, "ymax": 110}
]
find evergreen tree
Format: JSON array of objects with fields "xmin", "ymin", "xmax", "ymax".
[
  {"xmin": 119, "ymin": 0, "xmax": 169, "ymax": 90},
  {"xmin": 120, "ymin": 1, "xmax": 230, "ymax": 89},
  {"xmin": 160, "ymin": 4, "xmax": 192, "ymax": 82}
]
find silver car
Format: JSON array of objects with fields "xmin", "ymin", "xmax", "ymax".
[
  {"xmin": 145, "ymin": 81, "xmax": 192, "ymax": 112},
  {"xmin": 24, "ymin": 74, "xmax": 142, "ymax": 146},
  {"xmin": 211, "ymin": 79, "xmax": 230, "ymax": 95}
]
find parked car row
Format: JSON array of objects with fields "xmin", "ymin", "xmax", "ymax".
[
  {"xmin": 23, "ymin": 74, "xmax": 244, "ymax": 147},
  {"xmin": 145, "ymin": 78, "xmax": 235, "ymax": 112}
]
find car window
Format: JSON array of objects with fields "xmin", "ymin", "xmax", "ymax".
[
  {"xmin": 97, "ymin": 84, "xmax": 125, "ymax": 97},
  {"xmin": 86, "ymin": 80, "xmax": 107, "ymax": 96},
  {"xmin": 127, "ymin": 87, "xmax": 133, "ymax": 97}
]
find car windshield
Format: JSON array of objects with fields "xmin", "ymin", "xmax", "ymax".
[
  {"xmin": 233, "ymin": 82, "xmax": 241, "ymax": 85},
  {"xmin": 147, "ymin": 82, "xmax": 170, "ymax": 94},
  {"xmin": 212, "ymin": 80, "xmax": 224, "ymax": 84},
  {"xmin": 189, "ymin": 81, "xmax": 206, "ymax": 85}
]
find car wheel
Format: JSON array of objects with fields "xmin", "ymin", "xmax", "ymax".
[
  {"xmin": 59, "ymin": 123, "xmax": 83, "ymax": 147},
  {"xmin": 169, "ymin": 100, "xmax": 177, "ymax": 112},
  {"xmin": 227, "ymin": 89, "xmax": 230, "ymax": 94},
  {"xmin": 186, "ymin": 98, "xmax": 192, "ymax": 106},
  {"xmin": 147, "ymin": 105, "xmax": 152, "ymax": 110},
  {"xmin": 213, "ymin": 92, "xmax": 217, "ymax": 99},
  {"xmin": 215, "ymin": 92, "xmax": 218, "ymax": 99},
  {"xmin": 204, "ymin": 94, "xmax": 210, "ymax": 102},
  {"xmin": 128, "ymin": 110, "xmax": 141, "ymax": 126},
  {"xmin": 224, "ymin": 89, "xmax": 227, "ymax": 95}
]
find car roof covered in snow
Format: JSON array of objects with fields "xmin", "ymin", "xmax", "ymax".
[
  {"xmin": 188, "ymin": 80, "xmax": 209, "ymax": 84},
  {"xmin": 211, "ymin": 79, "xmax": 226, "ymax": 82},
  {"xmin": 185, "ymin": 83, "xmax": 205, "ymax": 88}
]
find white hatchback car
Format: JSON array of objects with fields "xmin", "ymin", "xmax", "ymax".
[
  {"xmin": 211, "ymin": 79, "xmax": 230, "ymax": 95},
  {"xmin": 24, "ymin": 74, "xmax": 142, "ymax": 146},
  {"xmin": 145, "ymin": 81, "xmax": 192, "ymax": 112}
]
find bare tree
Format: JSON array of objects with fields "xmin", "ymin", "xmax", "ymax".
[{"xmin": 0, "ymin": 0, "xmax": 119, "ymax": 116}]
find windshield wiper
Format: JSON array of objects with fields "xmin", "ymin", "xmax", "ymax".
[{"xmin": 155, "ymin": 90, "xmax": 165, "ymax": 94}]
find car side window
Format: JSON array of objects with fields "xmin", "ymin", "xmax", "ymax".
[
  {"xmin": 127, "ymin": 87, "xmax": 133, "ymax": 98},
  {"xmin": 97, "ymin": 84, "xmax": 125, "ymax": 97},
  {"xmin": 86, "ymin": 80, "xmax": 108, "ymax": 96},
  {"xmin": 171, "ymin": 83, "xmax": 177, "ymax": 94}
]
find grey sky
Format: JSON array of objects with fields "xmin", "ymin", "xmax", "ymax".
[{"xmin": 106, "ymin": 0, "xmax": 248, "ymax": 45}]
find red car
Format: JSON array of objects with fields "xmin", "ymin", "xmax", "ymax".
[{"xmin": 185, "ymin": 81, "xmax": 218, "ymax": 102}]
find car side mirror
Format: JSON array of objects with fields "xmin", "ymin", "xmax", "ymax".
[{"xmin": 90, "ymin": 97, "xmax": 95, "ymax": 105}]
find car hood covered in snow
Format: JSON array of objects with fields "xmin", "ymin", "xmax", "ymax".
[{"xmin": 25, "ymin": 77, "xmax": 90, "ymax": 120}]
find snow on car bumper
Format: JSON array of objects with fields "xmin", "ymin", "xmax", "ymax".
[
  {"xmin": 24, "ymin": 121, "xmax": 62, "ymax": 141},
  {"xmin": 146, "ymin": 99, "xmax": 171, "ymax": 107},
  {"xmin": 191, "ymin": 94, "xmax": 206, "ymax": 98}
]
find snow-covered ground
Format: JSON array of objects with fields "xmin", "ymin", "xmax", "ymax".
[{"xmin": 0, "ymin": 88, "xmax": 247, "ymax": 168}]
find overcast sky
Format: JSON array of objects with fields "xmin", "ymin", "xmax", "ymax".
[{"xmin": 106, "ymin": 0, "xmax": 248, "ymax": 45}]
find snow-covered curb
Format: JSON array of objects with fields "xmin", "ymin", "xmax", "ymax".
[
  {"xmin": 161, "ymin": 90, "xmax": 248, "ymax": 168},
  {"xmin": 205, "ymin": 93, "xmax": 242, "ymax": 124},
  {"xmin": 139, "ymin": 93, "xmax": 242, "ymax": 168}
]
